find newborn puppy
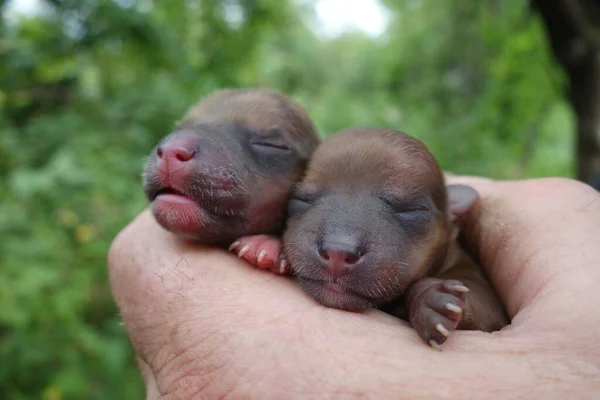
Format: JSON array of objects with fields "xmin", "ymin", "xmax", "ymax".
[
  {"xmin": 234, "ymin": 127, "xmax": 508, "ymax": 349},
  {"xmin": 143, "ymin": 88, "xmax": 321, "ymax": 246}
]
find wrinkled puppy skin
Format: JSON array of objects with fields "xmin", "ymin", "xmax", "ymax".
[
  {"xmin": 236, "ymin": 128, "xmax": 509, "ymax": 349},
  {"xmin": 143, "ymin": 88, "xmax": 321, "ymax": 248}
]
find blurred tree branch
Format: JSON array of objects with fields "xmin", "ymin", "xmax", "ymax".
[{"xmin": 532, "ymin": 0, "xmax": 600, "ymax": 184}]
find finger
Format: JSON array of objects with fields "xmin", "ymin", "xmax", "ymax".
[
  {"xmin": 444, "ymin": 176, "xmax": 600, "ymax": 325},
  {"xmin": 136, "ymin": 356, "xmax": 161, "ymax": 400}
]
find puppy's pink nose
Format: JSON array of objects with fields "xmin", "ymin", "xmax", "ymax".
[
  {"xmin": 157, "ymin": 144, "xmax": 196, "ymax": 163},
  {"xmin": 318, "ymin": 236, "xmax": 362, "ymax": 278}
]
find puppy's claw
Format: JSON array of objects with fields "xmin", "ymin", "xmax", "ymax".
[
  {"xmin": 238, "ymin": 245, "xmax": 249, "ymax": 258},
  {"xmin": 228, "ymin": 241, "xmax": 241, "ymax": 252},
  {"xmin": 257, "ymin": 250, "xmax": 267, "ymax": 264},
  {"xmin": 279, "ymin": 259, "xmax": 287, "ymax": 274},
  {"xmin": 435, "ymin": 323, "xmax": 450, "ymax": 337},
  {"xmin": 445, "ymin": 303, "xmax": 463, "ymax": 314},
  {"xmin": 428, "ymin": 339, "xmax": 443, "ymax": 351},
  {"xmin": 452, "ymin": 284, "xmax": 470, "ymax": 293}
]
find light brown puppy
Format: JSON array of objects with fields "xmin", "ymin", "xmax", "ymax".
[
  {"xmin": 234, "ymin": 127, "xmax": 508, "ymax": 349},
  {"xmin": 142, "ymin": 88, "xmax": 321, "ymax": 247}
]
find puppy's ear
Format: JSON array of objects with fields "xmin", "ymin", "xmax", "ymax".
[{"xmin": 446, "ymin": 184, "xmax": 479, "ymax": 222}]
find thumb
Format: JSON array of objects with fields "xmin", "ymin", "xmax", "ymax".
[{"xmin": 107, "ymin": 210, "xmax": 321, "ymax": 397}]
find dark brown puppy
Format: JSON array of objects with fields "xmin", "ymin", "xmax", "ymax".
[
  {"xmin": 234, "ymin": 127, "xmax": 508, "ymax": 349},
  {"xmin": 143, "ymin": 88, "xmax": 321, "ymax": 247}
]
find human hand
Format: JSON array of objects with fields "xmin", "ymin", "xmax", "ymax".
[{"xmin": 108, "ymin": 176, "xmax": 600, "ymax": 399}]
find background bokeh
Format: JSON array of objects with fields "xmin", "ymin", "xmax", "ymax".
[{"xmin": 0, "ymin": 0, "xmax": 579, "ymax": 398}]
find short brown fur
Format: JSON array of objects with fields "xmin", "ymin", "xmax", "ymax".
[
  {"xmin": 143, "ymin": 88, "xmax": 321, "ymax": 246},
  {"xmin": 282, "ymin": 127, "xmax": 508, "ymax": 349},
  {"xmin": 180, "ymin": 89, "xmax": 320, "ymax": 158}
]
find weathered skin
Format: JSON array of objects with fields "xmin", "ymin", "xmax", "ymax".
[
  {"xmin": 143, "ymin": 88, "xmax": 321, "ymax": 246},
  {"xmin": 233, "ymin": 127, "xmax": 508, "ymax": 349}
]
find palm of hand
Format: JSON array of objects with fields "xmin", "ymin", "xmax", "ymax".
[{"xmin": 109, "ymin": 177, "xmax": 600, "ymax": 399}]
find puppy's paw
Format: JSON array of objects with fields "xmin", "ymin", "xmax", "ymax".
[
  {"xmin": 229, "ymin": 235, "xmax": 290, "ymax": 275},
  {"xmin": 408, "ymin": 279, "xmax": 468, "ymax": 350}
]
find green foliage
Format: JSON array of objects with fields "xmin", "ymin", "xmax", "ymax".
[{"xmin": 0, "ymin": 0, "xmax": 573, "ymax": 398}]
